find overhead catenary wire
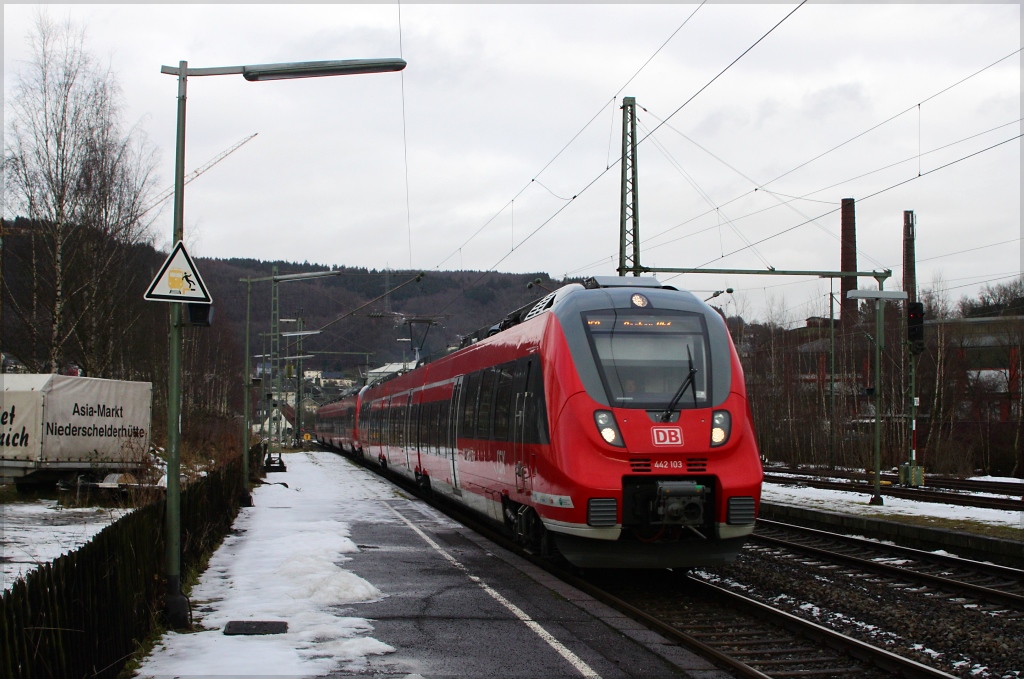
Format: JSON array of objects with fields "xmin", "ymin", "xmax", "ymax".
[
  {"xmin": 673, "ymin": 133, "xmax": 1022, "ymax": 276},
  {"xmin": 631, "ymin": 45, "xmax": 1023, "ymax": 253},
  {"xmin": 634, "ymin": 109, "xmax": 1021, "ymax": 269},
  {"xmin": 398, "ymin": 0, "xmax": 413, "ymax": 269},
  {"xmin": 604, "ymin": 116, "xmax": 1022, "ymax": 273},
  {"xmin": 752, "ymin": 45, "xmax": 1023, "ymax": 192},
  {"xmin": 432, "ymin": 4, "xmax": 707, "ymax": 271},
  {"xmin": 435, "ymin": 3, "xmax": 807, "ymax": 312},
  {"xmin": 636, "ymin": 116, "xmax": 775, "ymax": 269}
]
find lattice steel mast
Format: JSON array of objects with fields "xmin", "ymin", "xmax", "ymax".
[{"xmin": 618, "ymin": 96, "xmax": 641, "ymax": 276}]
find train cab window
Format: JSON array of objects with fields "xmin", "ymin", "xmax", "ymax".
[
  {"xmin": 461, "ymin": 371, "xmax": 482, "ymax": 438},
  {"xmin": 476, "ymin": 368, "xmax": 497, "ymax": 439},
  {"xmin": 583, "ymin": 309, "xmax": 711, "ymax": 410},
  {"xmin": 492, "ymin": 362, "xmax": 515, "ymax": 440}
]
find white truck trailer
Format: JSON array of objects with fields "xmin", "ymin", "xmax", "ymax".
[{"xmin": 1, "ymin": 374, "xmax": 153, "ymax": 486}]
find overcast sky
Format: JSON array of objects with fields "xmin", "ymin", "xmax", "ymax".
[{"xmin": 4, "ymin": 3, "xmax": 1020, "ymax": 323}]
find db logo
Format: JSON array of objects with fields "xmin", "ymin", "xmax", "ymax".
[{"xmin": 652, "ymin": 427, "xmax": 683, "ymax": 446}]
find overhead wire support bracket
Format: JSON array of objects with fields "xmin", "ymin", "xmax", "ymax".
[{"xmin": 640, "ymin": 266, "xmax": 892, "ymax": 283}]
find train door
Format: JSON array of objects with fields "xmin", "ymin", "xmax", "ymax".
[
  {"xmin": 448, "ymin": 376, "xmax": 463, "ymax": 491},
  {"xmin": 512, "ymin": 357, "xmax": 535, "ymax": 494},
  {"xmin": 401, "ymin": 391, "xmax": 413, "ymax": 472}
]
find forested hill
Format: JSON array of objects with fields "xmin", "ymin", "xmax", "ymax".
[
  {"xmin": 198, "ymin": 257, "xmax": 563, "ymax": 375},
  {"xmin": 1, "ymin": 216, "xmax": 563, "ymax": 380}
]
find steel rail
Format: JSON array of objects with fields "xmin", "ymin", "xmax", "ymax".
[
  {"xmin": 757, "ymin": 519, "xmax": 1024, "ymax": 580},
  {"xmin": 685, "ymin": 577, "xmax": 955, "ymax": 679},
  {"xmin": 751, "ymin": 526, "xmax": 1024, "ymax": 610}
]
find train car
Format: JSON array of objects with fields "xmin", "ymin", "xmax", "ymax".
[
  {"xmin": 355, "ymin": 276, "xmax": 763, "ymax": 568},
  {"xmin": 314, "ymin": 388, "xmax": 363, "ymax": 454}
]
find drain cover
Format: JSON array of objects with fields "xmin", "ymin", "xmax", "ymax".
[{"xmin": 223, "ymin": 620, "xmax": 288, "ymax": 635}]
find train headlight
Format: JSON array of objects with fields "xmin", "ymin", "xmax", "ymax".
[
  {"xmin": 710, "ymin": 410, "xmax": 731, "ymax": 447},
  {"xmin": 594, "ymin": 410, "xmax": 625, "ymax": 448}
]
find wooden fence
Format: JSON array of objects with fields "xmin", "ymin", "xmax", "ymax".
[{"xmin": 1, "ymin": 458, "xmax": 245, "ymax": 679}]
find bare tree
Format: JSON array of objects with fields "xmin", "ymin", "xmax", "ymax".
[{"xmin": 3, "ymin": 11, "xmax": 157, "ymax": 374}]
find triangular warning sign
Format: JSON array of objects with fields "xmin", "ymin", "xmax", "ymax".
[{"xmin": 144, "ymin": 241, "xmax": 213, "ymax": 303}]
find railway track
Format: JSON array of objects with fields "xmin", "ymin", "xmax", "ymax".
[
  {"xmin": 763, "ymin": 473, "xmax": 1024, "ymax": 512},
  {"xmin": 765, "ymin": 467, "xmax": 1024, "ymax": 498},
  {"xmin": 752, "ymin": 519, "xmax": 1024, "ymax": 614},
  {"xmin": 324, "ymin": 445, "xmax": 966, "ymax": 677},
  {"xmin": 586, "ymin": 569, "xmax": 953, "ymax": 678}
]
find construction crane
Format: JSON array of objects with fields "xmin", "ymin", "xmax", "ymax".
[{"xmin": 140, "ymin": 132, "xmax": 258, "ymax": 217}]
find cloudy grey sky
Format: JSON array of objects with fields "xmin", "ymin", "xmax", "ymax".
[{"xmin": 4, "ymin": 3, "xmax": 1020, "ymax": 323}]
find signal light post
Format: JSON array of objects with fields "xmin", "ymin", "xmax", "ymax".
[
  {"xmin": 903, "ymin": 302, "xmax": 926, "ymax": 487},
  {"xmin": 848, "ymin": 288, "xmax": 908, "ymax": 505}
]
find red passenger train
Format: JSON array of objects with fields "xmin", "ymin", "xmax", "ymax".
[{"xmin": 315, "ymin": 277, "xmax": 763, "ymax": 568}]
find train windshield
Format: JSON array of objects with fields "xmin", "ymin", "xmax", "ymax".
[{"xmin": 583, "ymin": 309, "xmax": 711, "ymax": 409}]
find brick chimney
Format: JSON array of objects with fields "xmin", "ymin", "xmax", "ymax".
[
  {"xmin": 840, "ymin": 198, "xmax": 858, "ymax": 327},
  {"xmin": 903, "ymin": 210, "xmax": 916, "ymax": 305}
]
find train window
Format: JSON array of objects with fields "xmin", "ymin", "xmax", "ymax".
[
  {"xmin": 583, "ymin": 309, "xmax": 711, "ymax": 410},
  {"xmin": 426, "ymin": 401, "xmax": 434, "ymax": 454},
  {"xmin": 462, "ymin": 371, "xmax": 482, "ymax": 438},
  {"xmin": 392, "ymin": 402, "xmax": 400, "ymax": 447},
  {"xmin": 439, "ymin": 400, "xmax": 450, "ymax": 455},
  {"xmin": 493, "ymin": 362, "xmax": 515, "ymax": 440},
  {"xmin": 513, "ymin": 356, "xmax": 550, "ymax": 445},
  {"xmin": 376, "ymin": 402, "xmax": 384, "ymax": 445},
  {"xmin": 399, "ymin": 402, "xmax": 409, "ymax": 448},
  {"xmin": 411, "ymin": 402, "xmax": 420, "ymax": 450},
  {"xmin": 431, "ymin": 401, "xmax": 441, "ymax": 455},
  {"xmin": 423, "ymin": 401, "xmax": 433, "ymax": 454},
  {"xmin": 476, "ymin": 367, "xmax": 497, "ymax": 440},
  {"xmin": 433, "ymin": 401, "xmax": 443, "ymax": 455}
]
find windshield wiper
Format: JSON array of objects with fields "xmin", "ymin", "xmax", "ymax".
[{"xmin": 661, "ymin": 346, "xmax": 697, "ymax": 422}]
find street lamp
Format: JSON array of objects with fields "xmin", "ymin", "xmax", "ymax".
[
  {"xmin": 160, "ymin": 56, "xmax": 405, "ymax": 629},
  {"xmin": 847, "ymin": 287, "xmax": 907, "ymax": 506}
]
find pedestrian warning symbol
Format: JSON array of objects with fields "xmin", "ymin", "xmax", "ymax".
[{"xmin": 144, "ymin": 241, "xmax": 212, "ymax": 303}]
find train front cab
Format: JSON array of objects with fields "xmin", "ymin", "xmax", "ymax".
[{"xmin": 534, "ymin": 278, "xmax": 763, "ymax": 568}]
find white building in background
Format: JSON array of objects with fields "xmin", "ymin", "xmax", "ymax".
[
  {"xmin": 252, "ymin": 408, "xmax": 293, "ymax": 437},
  {"xmin": 367, "ymin": 362, "xmax": 416, "ymax": 385},
  {"xmin": 303, "ymin": 369, "xmax": 322, "ymax": 381}
]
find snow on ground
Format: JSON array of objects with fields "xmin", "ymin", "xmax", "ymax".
[
  {"xmin": 135, "ymin": 450, "xmax": 402, "ymax": 678},
  {"xmin": 763, "ymin": 481, "xmax": 1024, "ymax": 531},
  {"xmin": 1, "ymin": 500, "xmax": 128, "ymax": 591}
]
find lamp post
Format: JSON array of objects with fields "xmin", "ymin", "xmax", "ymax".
[
  {"xmin": 160, "ymin": 56, "xmax": 405, "ymax": 629},
  {"xmin": 847, "ymin": 286, "xmax": 907, "ymax": 506}
]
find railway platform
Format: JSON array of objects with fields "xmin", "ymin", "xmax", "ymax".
[{"xmin": 135, "ymin": 450, "xmax": 727, "ymax": 678}]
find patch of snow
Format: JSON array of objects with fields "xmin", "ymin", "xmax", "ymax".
[
  {"xmin": 1, "ymin": 501, "xmax": 129, "ymax": 591},
  {"xmin": 762, "ymin": 481, "xmax": 1024, "ymax": 531},
  {"xmin": 135, "ymin": 451, "xmax": 402, "ymax": 678}
]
